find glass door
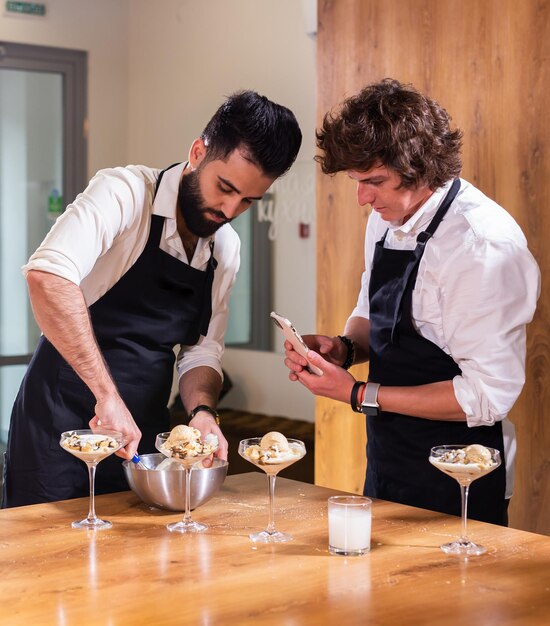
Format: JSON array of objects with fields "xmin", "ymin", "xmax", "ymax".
[{"xmin": 0, "ymin": 42, "xmax": 87, "ymax": 444}]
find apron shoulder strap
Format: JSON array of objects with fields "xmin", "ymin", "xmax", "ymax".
[
  {"xmin": 154, "ymin": 162, "xmax": 182, "ymax": 199},
  {"xmin": 416, "ymin": 178, "xmax": 461, "ymax": 247},
  {"xmin": 390, "ymin": 178, "xmax": 461, "ymax": 343}
]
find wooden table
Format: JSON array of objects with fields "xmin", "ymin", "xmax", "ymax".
[{"xmin": 1, "ymin": 472, "xmax": 549, "ymax": 625}]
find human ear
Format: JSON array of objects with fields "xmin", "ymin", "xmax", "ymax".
[{"xmin": 188, "ymin": 138, "xmax": 207, "ymax": 169}]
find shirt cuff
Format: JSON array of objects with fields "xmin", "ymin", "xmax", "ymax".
[
  {"xmin": 452, "ymin": 375, "xmax": 497, "ymax": 427},
  {"xmin": 23, "ymin": 257, "xmax": 82, "ymax": 286},
  {"xmin": 176, "ymin": 357, "xmax": 223, "ymax": 382}
]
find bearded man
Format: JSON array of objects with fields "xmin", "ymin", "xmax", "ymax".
[{"xmin": 2, "ymin": 90, "xmax": 301, "ymax": 507}]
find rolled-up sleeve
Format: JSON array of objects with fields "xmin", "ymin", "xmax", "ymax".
[
  {"xmin": 441, "ymin": 238, "xmax": 540, "ymax": 426},
  {"xmin": 23, "ymin": 168, "xmax": 145, "ymax": 285},
  {"xmin": 346, "ymin": 184, "xmax": 540, "ymax": 430}
]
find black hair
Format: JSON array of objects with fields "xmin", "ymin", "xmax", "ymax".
[{"xmin": 201, "ymin": 90, "xmax": 302, "ymax": 178}]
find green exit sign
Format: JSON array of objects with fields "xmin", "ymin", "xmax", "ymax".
[{"xmin": 5, "ymin": 1, "xmax": 46, "ymax": 16}]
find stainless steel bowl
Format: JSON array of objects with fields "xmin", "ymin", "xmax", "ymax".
[{"xmin": 123, "ymin": 453, "xmax": 228, "ymax": 511}]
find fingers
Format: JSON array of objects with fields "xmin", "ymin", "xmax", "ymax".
[
  {"xmin": 306, "ymin": 349, "xmax": 323, "ymax": 367},
  {"xmin": 201, "ymin": 455, "xmax": 214, "ymax": 468},
  {"xmin": 112, "ymin": 431, "xmax": 140, "ymax": 460},
  {"xmin": 215, "ymin": 436, "xmax": 229, "ymax": 461},
  {"xmin": 89, "ymin": 411, "xmax": 142, "ymax": 461},
  {"xmin": 286, "ymin": 348, "xmax": 322, "ymax": 373},
  {"xmin": 124, "ymin": 426, "xmax": 142, "ymax": 458},
  {"xmin": 188, "ymin": 412, "xmax": 228, "ymax": 463},
  {"xmin": 284, "ymin": 339, "xmax": 295, "ymax": 352},
  {"xmin": 284, "ymin": 352, "xmax": 308, "ymax": 372},
  {"xmin": 118, "ymin": 435, "xmax": 141, "ymax": 461}
]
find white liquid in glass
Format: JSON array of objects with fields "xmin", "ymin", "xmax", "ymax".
[{"xmin": 329, "ymin": 501, "xmax": 371, "ymax": 554}]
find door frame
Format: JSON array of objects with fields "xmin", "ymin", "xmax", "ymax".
[
  {"xmin": 0, "ymin": 41, "xmax": 87, "ymax": 207},
  {"xmin": 0, "ymin": 41, "xmax": 87, "ymax": 371}
]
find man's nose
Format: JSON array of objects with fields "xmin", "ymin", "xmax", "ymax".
[
  {"xmin": 357, "ymin": 184, "xmax": 374, "ymax": 206},
  {"xmin": 222, "ymin": 197, "xmax": 245, "ymax": 219}
]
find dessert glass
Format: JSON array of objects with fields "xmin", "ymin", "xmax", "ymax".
[
  {"xmin": 429, "ymin": 444, "xmax": 501, "ymax": 556},
  {"xmin": 59, "ymin": 429, "xmax": 124, "ymax": 529},
  {"xmin": 238, "ymin": 437, "xmax": 306, "ymax": 543},
  {"xmin": 155, "ymin": 432, "xmax": 217, "ymax": 533}
]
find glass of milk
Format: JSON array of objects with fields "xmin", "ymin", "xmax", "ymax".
[{"xmin": 328, "ymin": 496, "xmax": 372, "ymax": 556}]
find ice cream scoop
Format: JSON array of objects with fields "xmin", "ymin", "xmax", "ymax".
[
  {"xmin": 260, "ymin": 431, "xmax": 289, "ymax": 452},
  {"xmin": 159, "ymin": 424, "xmax": 218, "ymax": 462},
  {"xmin": 464, "ymin": 444, "xmax": 492, "ymax": 465},
  {"xmin": 131, "ymin": 454, "xmax": 148, "ymax": 470},
  {"xmin": 166, "ymin": 424, "xmax": 199, "ymax": 446}
]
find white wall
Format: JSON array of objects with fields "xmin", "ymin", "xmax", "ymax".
[
  {"xmin": 126, "ymin": 0, "xmax": 317, "ymax": 421},
  {"xmin": 0, "ymin": 0, "xmax": 317, "ymax": 422},
  {"xmin": 0, "ymin": 0, "xmax": 129, "ymax": 173}
]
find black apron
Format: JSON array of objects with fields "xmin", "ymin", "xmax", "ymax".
[
  {"xmin": 365, "ymin": 180, "xmax": 507, "ymax": 525},
  {"xmin": 2, "ymin": 164, "xmax": 217, "ymax": 507}
]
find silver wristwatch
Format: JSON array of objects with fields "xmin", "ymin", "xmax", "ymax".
[{"xmin": 361, "ymin": 382, "xmax": 380, "ymax": 417}]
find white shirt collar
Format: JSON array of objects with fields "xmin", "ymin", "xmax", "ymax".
[
  {"xmin": 387, "ymin": 179, "xmax": 454, "ymax": 236},
  {"xmin": 152, "ymin": 162, "xmax": 186, "ymax": 219}
]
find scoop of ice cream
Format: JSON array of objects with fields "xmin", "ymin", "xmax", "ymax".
[
  {"xmin": 464, "ymin": 444, "xmax": 492, "ymax": 465},
  {"xmin": 166, "ymin": 424, "xmax": 199, "ymax": 446},
  {"xmin": 243, "ymin": 435, "xmax": 305, "ymax": 467},
  {"xmin": 162, "ymin": 425, "xmax": 218, "ymax": 461},
  {"xmin": 430, "ymin": 444, "xmax": 496, "ymax": 475},
  {"xmin": 260, "ymin": 431, "xmax": 289, "ymax": 453},
  {"xmin": 244, "ymin": 444, "xmax": 262, "ymax": 461}
]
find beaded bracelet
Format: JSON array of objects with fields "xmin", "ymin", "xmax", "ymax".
[{"xmin": 338, "ymin": 335, "xmax": 355, "ymax": 370}]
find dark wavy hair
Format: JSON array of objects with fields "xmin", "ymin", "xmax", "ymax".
[
  {"xmin": 316, "ymin": 78, "xmax": 463, "ymax": 189},
  {"xmin": 201, "ymin": 90, "xmax": 302, "ymax": 179}
]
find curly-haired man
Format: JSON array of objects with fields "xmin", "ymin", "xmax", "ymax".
[{"xmin": 284, "ymin": 79, "xmax": 539, "ymax": 526}]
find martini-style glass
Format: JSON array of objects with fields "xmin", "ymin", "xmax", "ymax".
[
  {"xmin": 155, "ymin": 432, "xmax": 218, "ymax": 533},
  {"xmin": 238, "ymin": 437, "xmax": 306, "ymax": 543},
  {"xmin": 60, "ymin": 429, "xmax": 124, "ymax": 529},
  {"xmin": 429, "ymin": 444, "xmax": 501, "ymax": 556}
]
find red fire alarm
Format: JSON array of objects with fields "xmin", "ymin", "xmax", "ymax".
[{"xmin": 299, "ymin": 223, "xmax": 310, "ymax": 238}]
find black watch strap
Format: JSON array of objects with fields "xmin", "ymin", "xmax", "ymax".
[{"xmin": 188, "ymin": 404, "xmax": 220, "ymax": 425}]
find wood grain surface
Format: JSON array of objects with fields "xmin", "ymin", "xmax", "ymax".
[
  {"xmin": 316, "ymin": 0, "xmax": 550, "ymax": 534},
  {"xmin": 1, "ymin": 474, "xmax": 550, "ymax": 625}
]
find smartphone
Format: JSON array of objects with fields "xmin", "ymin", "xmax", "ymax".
[{"xmin": 270, "ymin": 311, "xmax": 323, "ymax": 376}]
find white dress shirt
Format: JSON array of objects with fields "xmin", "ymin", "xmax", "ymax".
[
  {"xmin": 349, "ymin": 178, "xmax": 540, "ymax": 497},
  {"xmin": 23, "ymin": 163, "xmax": 240, "ymax": 381}
]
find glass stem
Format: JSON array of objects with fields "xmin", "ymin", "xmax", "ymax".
[
  {"xmin": 460, "ymin": 483, "xmax": 470, "ymax": 541},
  {"xmin": 266, "ymin": 474, "xmax": 277, "ymax": 534},
  {"xmin": 87, "ymin": 462, "xmax": 97, "ymax": 521},
  {"xmin": 183, "ymin": 467, "xmax": 192, "ymax": 525}
]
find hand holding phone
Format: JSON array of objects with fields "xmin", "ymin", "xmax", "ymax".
[{"xmin": 270, "ymin": 311, "xmax": 323, "ymax": 376}]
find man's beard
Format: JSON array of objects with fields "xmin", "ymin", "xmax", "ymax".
[{"xmin": 177, "ymin": 168, "xmax": 231, "ymax": 238}]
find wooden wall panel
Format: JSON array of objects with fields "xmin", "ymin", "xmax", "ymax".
[{"xmin": 316, "ymin": 0, "xmax": 550, "ymax": 534}]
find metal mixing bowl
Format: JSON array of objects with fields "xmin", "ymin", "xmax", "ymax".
[{"xmin": 123, "ymin": 453, "xmax": 228, "ymax": 511}]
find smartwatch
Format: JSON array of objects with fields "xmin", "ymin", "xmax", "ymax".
[{"xmin": 361, "ymin": 382, "xmax": 380, "ymax": 418}]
